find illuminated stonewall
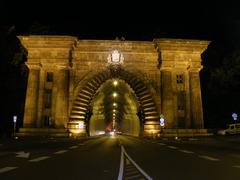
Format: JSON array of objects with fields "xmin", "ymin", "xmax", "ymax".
[{"xmin": 18, "ymin": 36, "xmax": 209, "ymax": 136}]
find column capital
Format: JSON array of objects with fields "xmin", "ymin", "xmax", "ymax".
[{"xmin": 26, "ymin": 62, "xmax": 41, "ymax": 70}]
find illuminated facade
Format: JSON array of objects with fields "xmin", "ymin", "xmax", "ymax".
[{"xmin": 18, "ymin": 36, "xmax": 209, "ymax": 136}]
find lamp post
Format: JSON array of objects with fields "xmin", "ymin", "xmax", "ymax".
[{"xmin": 13, "ymin": 115, "xmax": 17, "ymax": 139}]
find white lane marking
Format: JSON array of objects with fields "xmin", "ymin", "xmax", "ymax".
[
  {"xmin": 179, "ymin": 149, "xmax": 194, "ymax": 154},
  {"xmin": 198, "ymin": 155, "xmax": 220, "ymax": 161},
  {"xmin": 121, "ymin": 146, "xmax": 153, "ymax": 180},
  {"xmin": 233, "ymin": 165, "xmax": 240, "ymax": 169},
  {"xmin": 78, "ymin": 143, "xmax": 85, "ymax": 146},
  {"xmin": 69, "ymin": 146, "xmax": 78, "ymax": 149},
  {"xmin": 0, "ymin": 167, "xmax": 18, "ymax": 173},
  {"xmin": 15, "ymin": 151, "xmax": 30, "ymax": 158},
  {"xmin": 118, "ymin": 145, "xmax": 124, "ymax": 180},
  {"xmin": 54, "ymin": 150, "xmax": 68, "ymax": 154},
  {"xmin": 157, "ymin": 143, "xmax": 166, "ymax": 145},
  {"xmin": 168, "ymin": 146, "xmax": 178, "ymax": 149},
  {"xmin": 29, "ymin": 156, "xmax": 50, "ymax": 162}
]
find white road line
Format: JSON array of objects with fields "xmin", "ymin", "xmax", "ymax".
[
  {"xmin": 168, "ymin": 146, "xmax": 178, "ymax": 149},
  {"xmin": 0, "ymin": 167, "xmax": 18, "ymax": 173},
  {"xmin": 78, "ymin": 143, "xmax": 85, "ymax": 146},
  {"xmin": 69, "ymin": 146, "xmax": 78, "ymax": 149},
  {"xmin": 233, "ymin": 165, "xmax": 240, "ymax": 168},
  {"xmin": 54, "ymin": 150, "xmax": 68, "ymax": 154},
  {"xmin": 198, "ymin": 155, "xmax": 220, "ymax": 161},
  {"xmin": 121, "ymin": 146, "xmax": 153, "ymax": 180},
  {"xmin": 29, "ymin": 156, "xmax": 50, "ymax": 162},
  {"xmin": 117, "ymin": 145, "xmax": 124, "ymax": 180},
  {"xmin": 157, "ymin": 143, "xmax": 166, "ymax": 145},
  {"xmin": 179, "ymin": 150, "xmax": 194, "ymax": 154}
]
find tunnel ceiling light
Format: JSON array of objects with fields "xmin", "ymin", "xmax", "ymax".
[
  {"xmin": 113, "ymin": 103, "xmax": 117, "ymax": 107},
  {"xmin": 113, "ymin": 80, "xmax": 118, "ymax": 86},
  {"xmin": 113, "ymin": 92, "xmax": 117, "ymax": 97},
  {"xmin": 113, "ymin": 109, "xmax": 116, "ymax": 112}
]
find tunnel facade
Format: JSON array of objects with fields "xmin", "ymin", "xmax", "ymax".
[{"xmin": 18, "ymin": 36, "xmax": 209, "ymax": 136}]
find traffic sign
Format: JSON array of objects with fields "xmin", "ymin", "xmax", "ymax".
[
  {"xmin": 160, "ymin": 117, "xmax": 165, "ymax": 127},
  {"xmin": 232, "ymin": 113, "xmax": 238, "ymax": 121},
  {"xmin": 13, "ymin": 116, "xmax": 17, "ymax": 123}
]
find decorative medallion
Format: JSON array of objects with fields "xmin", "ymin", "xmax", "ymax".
[{"xmin": 107, "ymin": 50, "xmax": 124, "ymax": 65}]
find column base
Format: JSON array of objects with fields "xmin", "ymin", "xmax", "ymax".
[
  {"xmin": 143, "ymin": 121, "xmax": 160, "ymax": 136},
  {"xmin": 67, "ymin": 120, "xmax": 87, "ymax": 137}
]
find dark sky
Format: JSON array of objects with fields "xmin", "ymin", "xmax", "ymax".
[{"xmin": 1, "ymin": 0, "xmax": 240, "ymax": 41}]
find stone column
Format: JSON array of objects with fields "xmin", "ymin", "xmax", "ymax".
[
  {"xmin": 54, "ymin": 68, "xmax": 69, "ymax": 128},
  {"xmin": 189, "ymin": 70, "xmax": 204, "ymax": 128},
  {"xmin": 23, "ymin": 65, "xmax": 40, "ymax": 127},
  {"xmin": 184, "ymin": 71, "xmax": 191, "ymax": 128},
  {"xmin": 161, "ymin": 70, "xmax": 174, "ymax": 128},
  {"xmin": 36, "ymin": 69, "xmax": 45, "ymax": 127}
]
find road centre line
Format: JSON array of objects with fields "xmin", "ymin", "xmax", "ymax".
[
  {"xmin": 198, "ymin": 155, "xmax": 220, "ymax": 161},
  {"xmin": 118, "ymin": 145, "xmax": 153, "ymax": 180},
  {"xmin": 29, "ymin": 156, "xmax": 50, "ymax": 162},
  {"xmin": 54, "ymin": 150, "xmax": 68, "ymax": 154},
  {"xmin": 0, "ymin": 167, "xmax": 18, "ymax": 173}
]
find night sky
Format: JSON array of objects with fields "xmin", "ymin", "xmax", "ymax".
[{"xmin": 1, "ymin": 1, "xmax": 240, "ymax": 41}]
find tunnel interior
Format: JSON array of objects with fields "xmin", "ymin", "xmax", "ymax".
[{"xmin": 89, "ymin": 79, "xmax": 141, "ymax": 136}]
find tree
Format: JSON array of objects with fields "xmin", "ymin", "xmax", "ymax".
[
  {"xmin": 201, "ymin": 37, "xmax": 240, "ymax": 128},
  {"xmin": 0, "ymin": 25, "xmax": 27, "ymax": 137}
]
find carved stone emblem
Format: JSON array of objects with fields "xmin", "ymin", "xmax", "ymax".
[{"xmin": 107, "ymin": 50, "xmax": 124, "ymax": 65}]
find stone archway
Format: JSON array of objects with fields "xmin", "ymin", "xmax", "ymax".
[{"xmin": 69, "ymin": 67, "xmax": 160, "ymax": 136}]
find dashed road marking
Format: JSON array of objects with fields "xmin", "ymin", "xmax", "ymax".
[
  {"xmin": 157, "ymin": 143, "xmax": 166, "ymax": 145},
  {"xmin": 233, "ymin": 165, "xmax": 240, "ymax": 169},
  {"xmin": 198, "ymin": 155, "xmax": 220, "ymax": 161},
  {"xmin": 168, "ymin": 146, "xmax": 178, "ymax": 149},
  {"xmin": 179, "ymin": 150, "xmax": 194, "ymax": 154},
  {"xmin": 69, "ymin": 146, "xmax": 78, "ymax": 149},
  {"xmin": 0, "ymin": 167, "xmax": 18, "ymax": 173},
  {"xmin": 54, "ymin": 150, "xmax": 68, "ymax": 154},
  {"xmin": 29, "ymin": 156, "xmax": 50, "ymax": 162}
]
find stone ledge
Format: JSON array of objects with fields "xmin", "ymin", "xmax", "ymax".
[{"xmin": 17, "ymin": 128, "xmax": 69, "ymax": 137}]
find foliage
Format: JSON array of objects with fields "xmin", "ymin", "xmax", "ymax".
[
  {"xmin": 201, "ymin": 37, "xmax": 240, "ymax": 128},
  {"xmin": 0, "ymin": 25, "xmax": 28, "ymax": 137}
]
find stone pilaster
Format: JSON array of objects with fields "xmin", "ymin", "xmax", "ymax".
[
  {"xmin": 54, "ymin": 68, "xmax": 69, "ymax": 128},
  {"xmin": 184, "ymin": 71, "xmax": 191, "ymax": 128},
  {"xmin": 189, "ymin": 70, "xmax": 204, "ymax": 128},
  {"xmin": 23, "ymin": 64, "xmax": 40, "ymax": 127},
  {"xmin": 36, "ymin": 68, "xmax": 45, "ymax": 127},
  {"xmin": 161, "ymin": 70, "xmax": 174, "ymax": 128}
]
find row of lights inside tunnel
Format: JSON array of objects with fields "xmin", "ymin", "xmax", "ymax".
[{"xmin": 112, "ymin": 80, "xmax": 118, "ymax": 133}]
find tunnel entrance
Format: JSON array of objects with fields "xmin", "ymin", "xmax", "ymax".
[
  {"xmin": 69, "ymin": 67, "xmax": 159, "ymax": 136},
  {"xmin": 89, "ymin": 78, "xmax": 141, "ymax": 136}
]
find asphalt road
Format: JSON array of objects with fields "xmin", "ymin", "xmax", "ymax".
[{"xmin": 1, "ymin": 135, "xmax": 240, "ymax": 180}]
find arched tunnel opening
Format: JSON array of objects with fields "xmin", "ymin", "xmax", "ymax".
[
  {"xmin": 69, "ymin": 67, "xmax": 159, "ymax": 137},
  {"xmin": 88, "ymin": 79, "xmax": 142, "ymax": 136}
]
